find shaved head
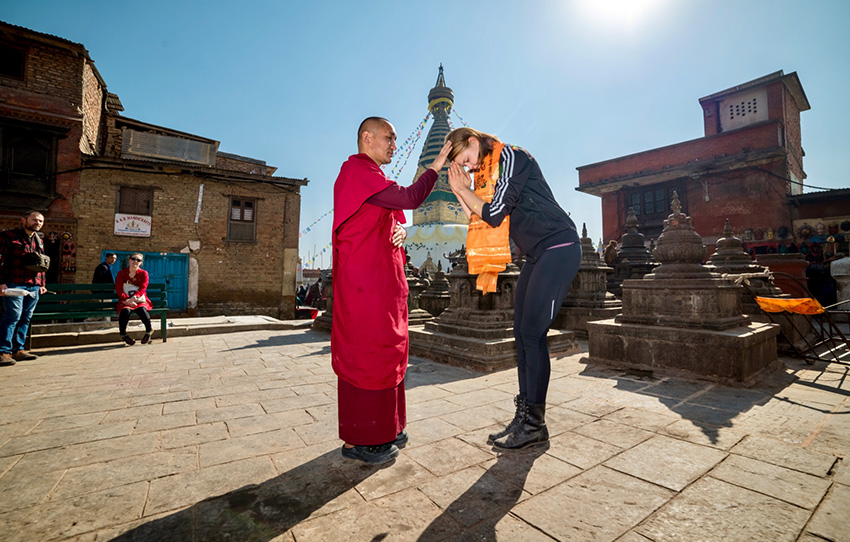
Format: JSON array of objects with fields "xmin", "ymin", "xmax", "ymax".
[
  {"xmin": 357, "ymin": 117, "xmax": 391, "ymax": 150},
  {"xmin": 357, "ymin": 117, "xmax": 397, "ymax": 165}
]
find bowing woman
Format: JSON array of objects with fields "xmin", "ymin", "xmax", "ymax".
[
  {"xmin": 115, "ymin": 252, "xmax": 154, "ymax": 345},
  {"xmin": 445, "ymin": 127, "xmax": 581, "ymax": 450}
]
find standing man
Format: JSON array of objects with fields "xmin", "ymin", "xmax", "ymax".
[
  {"xmin": 331, "ymin": 117, "xmax": 451, "ymax": 464},
  {"xmin": 0, "ymin": 210, "xmax": 48, "ymax": 366},
  {"xmin": 93, "ymin": 252, "xmax": 117, "ymax": 284}
]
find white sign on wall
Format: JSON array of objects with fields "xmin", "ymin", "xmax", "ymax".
[{"xmin": 114, "ymin": 214, "xmax": 152, "ymax": 237}]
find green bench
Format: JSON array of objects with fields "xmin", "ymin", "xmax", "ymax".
[{"xmin": 32, "ymin": 283, "xmax": 169, "ymax": 342}]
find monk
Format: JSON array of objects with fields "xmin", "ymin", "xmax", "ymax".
[{"xmin": 332, "ymin": 117, "xmax": 451, "ymax": 464}]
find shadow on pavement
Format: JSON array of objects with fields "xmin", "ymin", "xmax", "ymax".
[
  {"xmin": 578, "ymin": 363, "xmax": 798, "ymax": 445},
  {"xmin": 417, "ymin": 443, "xmax": 549, "ymax": 541},
  {"xmin": 224, "ymin": 329, "xmax": 334, "ymax": 351},
  {"xmin": 109, "ymin": 449, "xmax": 388, "ymax": 541},
  {"xmin": 36, "ymin": 343, "xmax": 126, "ymax": 356}
]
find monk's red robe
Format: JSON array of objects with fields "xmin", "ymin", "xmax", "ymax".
[
  {"xmin": 334, "ymin": 153, "xmax": 439, "ymax": 445},
  {"xmin": 332, "ymin": 154, "xmax": 409, "ymax": 391}
]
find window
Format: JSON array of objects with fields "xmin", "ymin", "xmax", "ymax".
[
  {"xmin": 629, "ymin": 187, "xmax": 669, "ymax": 218},
  {"xmin": 227, "ymin": 198, "xmax": 256, "ymax": 241},
  {"xmin": 118, "ymin": 186, "xmax": 153, "ymax": 215},
  {"xmin": 0, "ymin": 43, "xmax": 26, "ymax": 80},
  {"xmin": 0, "ymin": 123, "xmax": 57, "ymax": 198}
]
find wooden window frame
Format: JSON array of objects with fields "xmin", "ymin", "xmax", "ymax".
[
  {"xmin": 226, "ymin": 197, "xmax": 257, "ymax": 242},
  {"xmin": 117, "ymin": 186, "xmax": 154, "ymax": 215}
]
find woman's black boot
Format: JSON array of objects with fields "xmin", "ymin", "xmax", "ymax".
[
  {"xmin": 493, "ymin": 402, "xmax": 548, "ymax": 450},
  {"xmin": 488, "ymin": 395, "xmax": 526, "ymax": 443}
]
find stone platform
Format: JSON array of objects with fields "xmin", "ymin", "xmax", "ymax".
[
  {"xmin": 553, "ymin": 306, "xmax": 621, "ymax": 339},
  {"xmin": 409, "ymin": 326, "xmax": 579, "ymax": 372},
  {"xmin": 0, "ymin": 328, "xmax": 848, "ymax": 541},
  {"xmin": 585, "ymin": 319, "xmax": 782, "ymax": 387}
]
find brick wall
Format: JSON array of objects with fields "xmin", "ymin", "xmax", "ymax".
[
  {"xmin": 600, "ymin": 159, "xmax": 794, "ymax": 250},
  {"xmin": 578, "ymin": 121, "xmax": 784, "ymax": 188},
  {"xmin": 74, "ymin": 168, "xmax": 300, "ymax": 317},
  {"xmin": 81, "ymin": 61, "xmax": 104, "ymax": 156}
]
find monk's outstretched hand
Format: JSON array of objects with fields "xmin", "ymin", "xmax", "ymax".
[
  {"xmin": 391, "ymin": 223, "xmax": 407, "ymax": 247},
  {"xmin": 429, "ymin": 140, "xmax": 453, "ymax": 173}
]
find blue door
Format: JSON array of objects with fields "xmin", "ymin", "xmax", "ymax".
[{"xmin": 104, "ymin": 250, "xmax": 189, "ymax": 311}]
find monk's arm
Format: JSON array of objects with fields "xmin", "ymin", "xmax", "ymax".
[{"xmin": 366, "ymin": 169, "xmax": 438, "ymax": 209}]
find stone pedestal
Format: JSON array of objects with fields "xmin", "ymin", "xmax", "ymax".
[
  {"xmin": 608, "ymin": 209, "xmax": 659, "ymax": 297},
  {"xmin": 553, "ymin": 224, "xmax": 621, "ymax": 338},
  {"xmin": 419, "ymin": 262, "xmax": 451, "ymax": 317},
  {"xmin": 585, "ymin": 193, "xmax": 780, "ymax": 386},
  {"xmin": 756, "ymin": 254, "xmax": 810, "ymax": 297},
  {"xmin": 586, "ymin": 320, "xmax": 780, "ymax": 387},
  {"xmin": 311, "ymin": 272, "xmax": 333, "ymax": 333},
  {"xmin": 410, "ymin": 257, "xmax": 578, "ymax": 372}
]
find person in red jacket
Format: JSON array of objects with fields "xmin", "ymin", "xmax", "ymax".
[
  {"xmin": 331, "ymin": 117, "xmax": 451, "ymax": 464},
  {"xmin": 114, "ymin": 252, "xmax": 154, "ymax": 345}
]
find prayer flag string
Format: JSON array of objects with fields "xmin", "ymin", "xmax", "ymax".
[
  {"xmin": 299, "ymin": 209, "xmax": 334, "ymax": 238},
  {"xmin": 451, "ymin": 108, "xmax": 469, "ymax": 127}
]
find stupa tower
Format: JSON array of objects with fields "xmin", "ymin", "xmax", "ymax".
[{"xmin": 405, "ymin": 65, "xmax": 468, "ymax": 270}]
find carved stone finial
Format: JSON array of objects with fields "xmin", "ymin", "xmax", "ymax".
[
  {"xmin": 625, "ymin": 208, "xmax": 639, "ymax": 233},
  {"xmin": 722, "ymin": 218, "xmax": 733, "ymax": 238},
  {"xmin": 671, "ymin": 191, "xmax": 682, "ymax": 215},
  {"xmin": 582, "ymin": 223, "xmax": 588, "ymax": 239}
]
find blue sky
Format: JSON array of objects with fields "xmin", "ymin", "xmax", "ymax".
[{"xmin": 5, "ymin": 0, "xmax": 849, "ymax": 268}]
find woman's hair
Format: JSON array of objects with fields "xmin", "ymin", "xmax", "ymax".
[{"xmin": 445, "ymin": 127, "xmax": 500, "ymax": 163}]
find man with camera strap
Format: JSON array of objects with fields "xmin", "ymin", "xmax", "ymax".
[{"xmin": 0, "ymin": 210, "xmax": 49, "ymax": 366}]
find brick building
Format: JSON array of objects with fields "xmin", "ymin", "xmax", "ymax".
[
  {"xmin": 0, "ymin": 21, "xmax": 307, "ymax": 317},
  {"xmin": 577, "ymin": 71, "xmax": 811, "ymax": 255}
]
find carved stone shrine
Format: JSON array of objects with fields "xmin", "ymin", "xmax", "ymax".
[
  {"xmin": 552, "ymin": 224, "xmax": 621, "ymax": 338},
  {"xmin": 410, "ymin": 250, "xmax": 578, "ymax": 372},
  {"xmin": 707, "ymin": 218, "xmax": 809, "ymax": 352},
  {"xmin": 419, "ymin": 261, "xmax": 452, "ymax": 317},
  {"xmin": 608, "ymin": 209, "xmax": 658, "ymax": 297},
  {"xmin": 585, "ymin": 193, "xmax": 781, "ymax": 386},
  {"xmin": 406, "ymin": 255, "xmax": 433, "ymax": 325}
]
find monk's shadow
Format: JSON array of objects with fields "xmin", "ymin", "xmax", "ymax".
[
  {"xmin": 418, "ymin": 443, "xmax": 549, "ymax": 542},
  {"xmin": 110, "ymin": 449, "xmax": 389, "ymax": 541}
]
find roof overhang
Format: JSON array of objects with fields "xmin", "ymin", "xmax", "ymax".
[{"xmin": 575, "ymin": 147, "xmax": 786, "ymax": 196}]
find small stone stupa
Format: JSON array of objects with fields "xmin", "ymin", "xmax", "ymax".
[
  {"xmin": 419, "ymin": 261, "xmax": 451, "ymax": 317},
  {"xmin": 410, "ymin": 248, "xmax": 578, "ymax": 371},
  {"xmin": 707, "ymin": 218, "xmax": 784, "ymax": 313},
  {"xmin": 405, "ymin": 253, "xmax": 433, "ymax": 325},
  {"xmin": 552, "ymin": 224, "xmax": 621, "ymax": 338},
  {"xmin": 608, "ymin": 209, "xmax": 658, "ymax": 297},
  {"xmin": 707, "ymin": 218, "xmax": 810, "ymax": 352},
  {"xmin": 585, "ymin": 193, "xmax": 781, "ymax": 386}
]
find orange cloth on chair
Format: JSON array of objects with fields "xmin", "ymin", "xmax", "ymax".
[
  {"xmin": 466, "ymin": 142, "xmax": 512, "ymax": 294},
  {"xmin": 755, "ymin": 297, "xmax": 825, "ymax": 315}
]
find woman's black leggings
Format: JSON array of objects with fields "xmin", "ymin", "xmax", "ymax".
[
  {"xmin": 514, "ymin": 243, "xmax": 582, "ymax": 405},
  {"xmin": 119, "ymin": 307, "xmax": 152, "ymax": 335}
]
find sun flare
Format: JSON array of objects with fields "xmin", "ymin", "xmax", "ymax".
[{"xmin": 576, "ymin": 0, "xmax": 665, "ymax": 27}]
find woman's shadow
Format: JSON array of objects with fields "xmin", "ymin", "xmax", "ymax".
[
  {"xmin": 418, "ymin": 443, "xmax": 550, "ymax": 541},
  {"xmin": 110, "ymin": 449, "xmax": 390, "ymax": 541}
]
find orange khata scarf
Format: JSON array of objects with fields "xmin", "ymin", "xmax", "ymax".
[
  {"xmin": 466, "ymin": 141, "xmax": 512, "ymax": 294},
  {"xmin": 755, "ymin": 297, "xmax": 825, "ymax": 315}
]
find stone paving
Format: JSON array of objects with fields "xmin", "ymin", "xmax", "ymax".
[{"xmin": 0, "ymin": 328, "xmax": 848, "ymax": 541}]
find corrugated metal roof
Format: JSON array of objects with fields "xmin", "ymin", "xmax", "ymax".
[{"xmin": 0, "ymin": 20, "xmax": 88, "ymax": 54}]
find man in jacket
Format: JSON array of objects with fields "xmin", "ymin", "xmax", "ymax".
[{"xmin": 0, "ymin": 210, "xmax": 48, "ymax": 366}]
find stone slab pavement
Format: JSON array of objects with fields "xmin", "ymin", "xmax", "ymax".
[{"xmin": 0, "ymin": 328, "xmax": 848, "ymax": 541}]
